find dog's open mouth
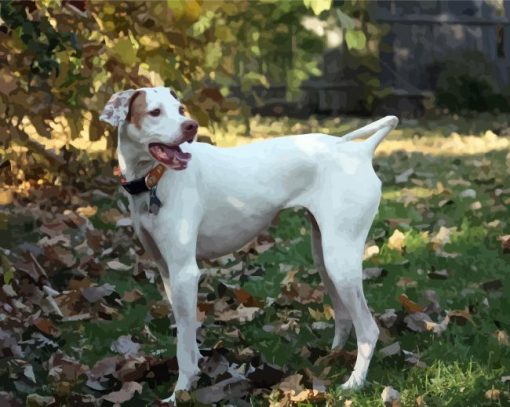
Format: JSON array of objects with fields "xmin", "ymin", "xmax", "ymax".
[{"xmin": 148, "ymin": 143, "xmax": 191, "ymax": 170}]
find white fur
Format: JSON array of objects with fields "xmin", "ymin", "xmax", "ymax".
[{"xmin": 102, "ymin": 87, "xmax": 398, "ymax": 402}]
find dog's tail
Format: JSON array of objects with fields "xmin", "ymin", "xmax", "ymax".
[{"xmin": 339, "ymin": 115, "xmax": 399, "ymax": 155}]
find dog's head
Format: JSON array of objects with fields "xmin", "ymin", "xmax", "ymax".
[{"xmin": 100, "ymin": 87, "xmax": 198, "ymax": 170}]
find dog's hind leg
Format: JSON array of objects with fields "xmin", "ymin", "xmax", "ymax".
[
  {"xmin": 309, "ymin": 214, "xmax": 352, "ymax": 349},
  {"xmin": 308, "ymin": 169, "xmax": 382, "ymax": 389},
  {"xmin": 319, "ymin": 226, "xmax": 379, "ymax": 390}
]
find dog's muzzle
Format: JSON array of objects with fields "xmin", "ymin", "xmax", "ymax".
[{"xmin": 148, "ymin": 120, "xmax": 198, "ymax": 170}]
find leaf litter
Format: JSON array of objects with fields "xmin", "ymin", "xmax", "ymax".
[{"xmin": 2, "ymin": 119, "xmax": 510, "ymax": 405}]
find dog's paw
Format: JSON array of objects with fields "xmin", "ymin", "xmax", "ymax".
[
  {"xmin": 341, "ymin": 374, "xmax": 365, "ymax": 391},
  {"xmin": 159, "ymin": 393, "xmax": 176, "ymax": 406}
]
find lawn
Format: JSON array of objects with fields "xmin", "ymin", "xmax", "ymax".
[{"xmin": 1, "ymin": 115, "xmax": 509, "ymax": 406}]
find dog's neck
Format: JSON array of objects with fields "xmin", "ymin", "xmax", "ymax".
[{"xmin": 117, "ymin": 123, "xmax": 156, "ymax": 181}]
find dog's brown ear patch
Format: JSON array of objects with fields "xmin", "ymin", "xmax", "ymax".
[
  {"xmin": 100, "ymin": 89, "xmax": 136, "ymax": 127},
  {"xmin": 126, "ymin": 90, "xmax": 147, "ymax": 129}
]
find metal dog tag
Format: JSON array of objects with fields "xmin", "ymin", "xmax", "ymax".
[{"xmin": 149, "ymin": 187, "xmax": 162, "ymax": 215}]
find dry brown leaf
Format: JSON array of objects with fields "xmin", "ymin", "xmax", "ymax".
[
  {"xmin": 102, "ymin": 381, "xmax": 142, "ymax": 405},
  {"xmin": 447, "ymin": 309, "xmax": 472, "ymax": 326},
  {"xmin": 234, "ymin": 287, "xmax": 263, "ymax": 307},
  {"xmin": 48, "ymin": 351, "xmax": 87, "ymax": 382},
  {"xmin": 33, "ymin": 318, "xmax": 61, "ymax": 338},
  {"xmin": 396, "ymin": 277, "xmax": 417, "ymax": 288},
  {"xmin": 416, "ymin": 395, "xmax": 428, "ymax": 406},
  {"xmin": 388, "ymin": 229, "xmax": 406, "ymax": 252},
  {"xmin": 0, "ymin": 189, "xmax": 14, "ymax": 205},
  {"xmin": 76, "ymin": 206, "xmax": 97, "ymax": 218},
  {"xmin": 216, "ymin": 304, "xmax": 260, "ymax": 322},
  {"xmin": 122, "ymin": 288, "xmax": 144, "ymax": 303},
  {"xmin": 290, "ymin": 389, "xmax": 325, "ymax": 402},
  {"xmin": 381, "ymin": 385, "xmax": 401, "ymax": 407},
  {"xmin": 99, "ymin": 208, "xmax": 123, "ymax": 224},
  {"xmin": 485, "ymin": 389, "xmax": 501, "ymax": 401},
  {"xmin": 499, "ymin": 235, "xmax": 510, "ymax": 253},
  {"xmin": 425, "ymin": 316, "xmax": 450, "ymax": 336},
  {"xmin": 363, "ymin": 244, "xmax": 379, "ymax": 260},
  {"xmin": 278, "ymin": 374, "xmax": 303, "ymax": 395},
  {"xmin": 399, "ymin": 294, "xmax": 424, "ymax": 313},
  {"xmin": 25, "ymin": 394, "xmax": 55, "ymax": 407},
  {"xmin": 495, "ymin": 330, "xmax": 509, "ymax": 346}
]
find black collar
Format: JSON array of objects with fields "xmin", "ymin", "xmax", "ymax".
[{"xmin": 121, "ymin": 177, "xmax": 150, "ymax": 195}]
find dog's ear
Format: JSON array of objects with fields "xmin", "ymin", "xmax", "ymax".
[{"xmin": 100, "ymin": 89, "xmax": 136, "ymax": 127}]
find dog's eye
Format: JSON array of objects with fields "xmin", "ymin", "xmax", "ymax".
[
  {"xmin": 179, "ymin": 106, "xmax": 185, "ymax": 115},
  {"xmin": 149, "ymin": 109, "xmax": 161, "ymax": 117}
]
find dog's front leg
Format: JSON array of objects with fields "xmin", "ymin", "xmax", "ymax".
[
  {"xmin": 148, "ymin": 213, "xmax": 202, "ymax": 403},
  {"xmin": 160, "ymin": 257, "xmax": 201, "ymax": 403}
]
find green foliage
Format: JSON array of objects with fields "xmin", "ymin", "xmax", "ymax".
[
  {"xmin": 0, "ymin": 0, "xmax": 338, "ymax": 160},
  {"xmin": 435, "ymin": 51, "xmax": 510, "ymax": 113}
]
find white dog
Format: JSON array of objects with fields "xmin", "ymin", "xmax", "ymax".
[{"xmin": 100, "ymin": 87, "xmax": 398, "ymax": 402}]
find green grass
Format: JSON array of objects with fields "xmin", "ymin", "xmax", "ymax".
[{"xmin": 3, "ymin": 116, "xmax": 510, "ymax": 405}]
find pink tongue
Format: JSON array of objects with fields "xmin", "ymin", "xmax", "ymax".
[{"xmin": 149, "ymin": 144, "xmax": 191, "ymax": 167}]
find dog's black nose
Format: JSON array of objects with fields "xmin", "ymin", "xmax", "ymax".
[{"xmin": 181, "ymin": 120, "xmax": 198, "ymax": 135}]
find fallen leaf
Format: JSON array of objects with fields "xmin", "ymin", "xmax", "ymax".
[
  {"xmin": 388, "ymin": 229, "xmax": 406, "ymax": 252},
  {"xmin": 499, "ymin": 235, "xmax": 510, "ymax": 253},
  {"xmin": 415, "ymin": 395, "xmax": 428, "ymax": 406},
  {"xmin": 379, "ymin": 309, "xmax": 398, "ymax": 328},
  {"xmin": 100, "ymin": 208, "xmax": 123, "ymax": 224},
  {"xmin": 495, "ymin": 330, "xmax": 509, "ymax": 346},
  {"xmin": 448, "ymin": 309, "xmax": 472, "ymax": 326},
  {"xmin": 425, "ymin": 316, "xmax": 450, "ymax": 336},
  {"xmin": 122, "ymin": 288, "xmax": 144, "ymax": 303},
  {"xmin": 110, "ymin": 335, "xmax": 141, "ymax": 357},
  {"xmin": 33, "ymin": 318, "xmax": 61, "ymax": 338},
  {"xmin": 485, "ymin": 389, "xmax": 501, "ymax": 401},
  {"xmin": 362, "ymin": 267, "xmax": 385, "ymax": 280},
  {"xmin": 404, "ymin": 312, "xmax": 432, "ymax": 332},
  {"xmin": 290, "ymin": 388, "xmax": 325, "ymax": 402},
  {"xmin": 81, "ymin": 283, "xmax": 116, "ymax": 303},
  {"xmin": 399, "ymin": 294, "xmax": 424, "ymax": 313},
  {"xmin": 431, "ymin": 226, "xmax": 457, "ymax": 250},
  {"xmin": 396, "ymin": 277, "xmax": 417, "ymax": 288},
  {"xmin": 26, "ymin": 394, "xmax": 55, "ymax": 407},
  {"xmin": 278, "ymin": 374, "xmax": 303, "ymax": 395},
  {"xmin": 48, "ymin": 351, "xmax": 87, "ymax": 382},
  {"xmin": 194, "ymin": 376, "xmax": 251, "ymax": 404},
  {"xmin": 363, "ymin": 245, "xmax": 379, "ymax": 260},
  {"xmin": 102, "ymin": 381, "xmax": 142, "ymax": 404},
  {"xmin": 107, "ymin": 260, "xmax": 132, "ymax": 271},
  {"xmin": 200, "ymin": 351, "xmax": 229, "ymax": 379},
  {"xmin": 379, "ymin": 342, "xmax": 401, "ymax": 358},
  {"xmin": 460, "ymin": 188, "xmax": 476, "ymax": 198},
  {"xmin": 395, "ymin": 168, "xmax": 413, "ymax": 183},
  {"xmin": 470, "ymin": 201, "xmax": 482, "ymax": 210},
  {"xmin": 381, "ymin": 385, "xmax": 401, "ymax": 407},
  {"xmin": 76, "ymin": 206, "xmax": 97, "ymax": 218},
  {"xmin": 216, "ymin": 304, "xmax": 260, "ymax": 322}
]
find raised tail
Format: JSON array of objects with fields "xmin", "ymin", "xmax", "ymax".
[{"xmin": 339, "ymin": 115, "xmax": 399, "ymax": 155}]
